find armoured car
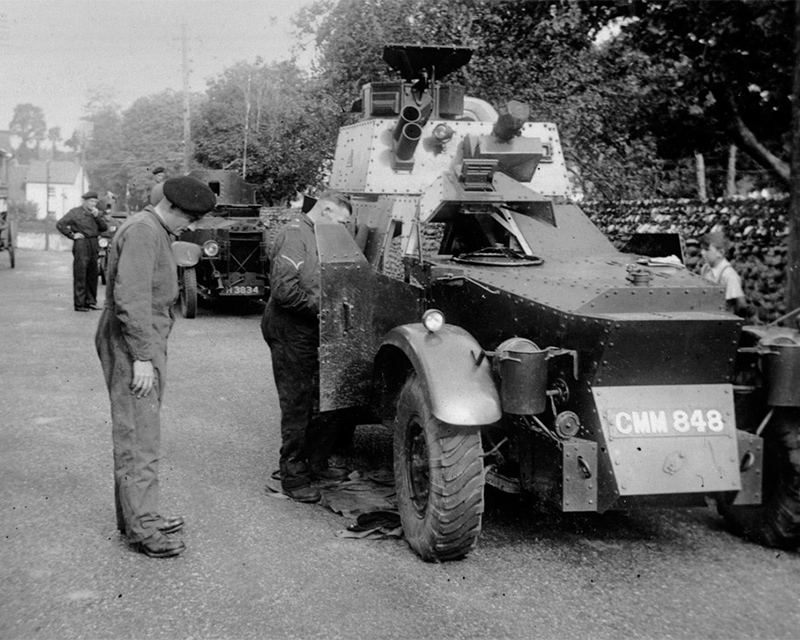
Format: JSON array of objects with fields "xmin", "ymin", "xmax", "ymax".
[
  {"xmin": 177, "ymin": 170, "xmax": 268, "ymax": 318},
  {"xmin": 317, "ymin": 44, "xmax": 800, "ymax": 561}
]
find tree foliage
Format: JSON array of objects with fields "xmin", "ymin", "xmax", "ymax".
[
  {"xmin": 194, "ymin": 60, "xmax": 336, "ymax": 204},
  {"xmin": 9, "ymin": 103, "xmax": 47, "ymax": 164},
  {"xmin": 85, "ymin": 89, "xmax": 204, "ymax": 210},
  {"xmin": 611, "ymin": 0, "xmax": 793, "ymax": 190}
]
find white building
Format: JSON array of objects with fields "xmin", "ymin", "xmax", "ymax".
[{"xmin": 18, "ymin": 160, "xmax": 89, "ymax": 220}]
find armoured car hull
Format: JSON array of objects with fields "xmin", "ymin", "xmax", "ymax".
[{"xmin": 317, "ymin": 44, "xmax": 800, "ymax": 561}]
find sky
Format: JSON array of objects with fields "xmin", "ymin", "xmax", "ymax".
[{"xmin": 0, "ymin": 0, "xmax": 318, "ymax": 142}]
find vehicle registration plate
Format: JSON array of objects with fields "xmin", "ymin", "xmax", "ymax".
[
  {"xmin": 606, "ymin": 408, "xmax": 727, "ymax": 437},
  {"xmin": 225, "ymin": 285, "xmax": 259, "ymax": 295}
]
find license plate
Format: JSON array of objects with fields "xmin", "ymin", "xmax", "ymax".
[
  {"xmin": 224, "ymin": 285, "xmax": 260, "ymax": 295},
  {"xmin": 606, "ymin": 408, "xmax": 727, "ymax": 437}
]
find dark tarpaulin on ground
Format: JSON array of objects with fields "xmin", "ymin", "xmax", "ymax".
[{"xmin": 264, "ymin": 469, "xmax": 402, "ymax": 539}]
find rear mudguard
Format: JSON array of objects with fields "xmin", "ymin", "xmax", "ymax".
[{"xmin": 380, "ymin": 323, "xmax": 501, "ymax": 426}]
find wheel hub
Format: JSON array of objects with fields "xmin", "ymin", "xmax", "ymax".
[{"xmin": 407, "ymin": 422, "xmax": 430, "ymax": 515}]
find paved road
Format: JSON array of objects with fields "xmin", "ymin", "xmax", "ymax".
[{"xmin": 1, "ymin": 249, "xmax": 799, "ymax": 640}]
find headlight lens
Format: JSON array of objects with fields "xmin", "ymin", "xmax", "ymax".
[
  {"xmin": 422, "ymin": 309, "xmax": 445, "ymax": 333},
  {"xmin": 98, "ymin": 237, "xmax": 109, "ymax": 248},
  {"xmin": 203, "ymin": 240, "xmax": 220, "ymax": 257}
]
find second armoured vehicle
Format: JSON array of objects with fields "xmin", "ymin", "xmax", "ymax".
[
  {"xmin": 313, "ymin": 44, "xmax": 800, "ymax": 561},
  {"xmin": 176, "ymin": 170, "xmax": 269, "ymax": 318}
]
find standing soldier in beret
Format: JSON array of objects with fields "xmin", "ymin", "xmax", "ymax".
[
  {"xmin": 56, "ymin": 191, "xmax": 108, "ymax": 312},
  {"xmin": 96, "ymin": 176, "xmax": 216, "ymax": 558}
]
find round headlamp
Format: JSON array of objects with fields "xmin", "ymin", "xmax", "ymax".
[
  {"xmin": 422, "ymin": 309, "xmax": 445, "ymax": 333},
  {"xmin": 98, "ymin": 237, "xmax": 109, "ymax": 248},
  {"xmin": 203, "ymin": 240, "xmax": 220, "ymax": 257}
]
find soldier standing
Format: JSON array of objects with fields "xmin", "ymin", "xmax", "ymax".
[
  {"xmin": 96, "ymin": 176, "xmax": 216, "ymax": 558},
  {"xmin": 56, "ymin": 191, "xmax": 108, "ymax": 312},
  {"xmin": 261, "ymin": 191, "xmax": 353, "ymax": 503}
]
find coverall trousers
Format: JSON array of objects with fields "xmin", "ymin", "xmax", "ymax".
[
  {"xmin": 96, "ymin": 311, "xmax": 164, "ymax": 543},
  {"xmin": 72, "ymin": 237, "xmax": 99, "ymax": 309},
  {"xmin": 263, "ymin": 307, "xmax": 337, "ymax": 489}
]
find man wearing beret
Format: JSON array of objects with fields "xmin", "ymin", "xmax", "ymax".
[
  {"xmin": 56, "ymin": 191, "xmax": 108, "ymax": 311},
  {"xmin": 95, "ymin": 175, "xmax": 216, "ymax": 558}
]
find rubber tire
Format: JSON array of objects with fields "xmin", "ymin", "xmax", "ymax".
[
  {"xmin": 718, "ymin": 407, "xmax": 800, "ymax": 549},
  {"xmin": 180, "ymin": 267, "xmax": 197, "ymax": 319},
  {"xmin": 393, "ymin": 375, "xmax": 484, "ymax": 562},
  {"xmin": 7, "ymin": 220, "xmax": 15, "ymax": 269},
  {"xmin": 98, "ymin": 256, "xmax": 106, "ymax": 285}
]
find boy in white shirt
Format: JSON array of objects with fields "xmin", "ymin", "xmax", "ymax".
[{"xmin": 699, "ymin": 231, "xmax": 752, "ymax": 318}]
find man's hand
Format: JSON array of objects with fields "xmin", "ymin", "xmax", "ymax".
[
  {"xmin": 131, "ymin": 360, "xmax": 155, "ymax": 398},
  {"xmin": 73, "ymin": 232, "xmax": 85, "ymax": 240}
]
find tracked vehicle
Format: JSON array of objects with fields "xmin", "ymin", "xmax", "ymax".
[{"xmin": 316, "ymin": 44, "xmax": 800, "ymax": 561}]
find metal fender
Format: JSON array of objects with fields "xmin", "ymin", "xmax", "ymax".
[
  {"xmin": 171, "ymin": 241, "xmax": 201, "ymax": 267},
  {"xmin": 382, "ymin": 323, "xmax": 502, "ymax": 426}
]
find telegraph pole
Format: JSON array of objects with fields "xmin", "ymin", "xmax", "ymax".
[
  {"xmin": 181, "ymin": 23, "xmax": 192, "ymax": 174},
  {"xmin": 242, "ymin": 73, "xmax": 251, "ymax": 180}
]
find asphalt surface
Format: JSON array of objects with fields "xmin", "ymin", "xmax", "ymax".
[{"xmin": 2, "ymin": 248, "xmax": 800, "ymax": 640}]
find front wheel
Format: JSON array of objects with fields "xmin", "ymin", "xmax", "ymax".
[
  {"xmin": 180, "ymin": 267, "xmax": 197, "ymax": 319},
  {"xmin": 717, "ymin": 407, "xmax": 800, "ymax": 549},
  {"xmin": 393, "ymin": 376, "xmax": 484, "ymax": 562},
  {"xmin": 7, "ymin": 219, "xmax": 16, "ymax": 268},
  {"xmin": 98, "ymin": 254, "xmax": 107, "ymax": 285}
]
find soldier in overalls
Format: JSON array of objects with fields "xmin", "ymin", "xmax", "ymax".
[{"xmin": 96, "ymin": 176, "xmax": 216, "ymax": 558}]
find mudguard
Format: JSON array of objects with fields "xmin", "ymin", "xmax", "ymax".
[
  {"xmin": 171, "ymin": 241, "xmax": 202, "ymax": 267},
  {"xmin": 382, "ymin": 323, "xmax": 501, "ymax": 426}
]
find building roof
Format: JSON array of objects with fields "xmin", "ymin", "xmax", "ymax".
[{"xmin": 25, "ymin": 160, "xmax": 81, "ymax": 185}]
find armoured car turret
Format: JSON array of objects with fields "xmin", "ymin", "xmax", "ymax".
[{"xmin": 316, "ymin": 44, "xmax": 800, "ymax": 561}]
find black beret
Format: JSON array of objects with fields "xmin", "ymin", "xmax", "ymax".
[
  {"xmin": 82, "ymin": 191, "xmax": 98, "ymax": 200},
  {"xmin": 152, "ymin": 166, "xmax": 165, "ymax": 175},
  {"xmin": 163, "ymin": 176, "xmax": 216, "ymax": 215}
]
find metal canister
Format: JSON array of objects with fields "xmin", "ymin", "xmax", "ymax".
[
  {"xmin": 762, "ymin": 336, "xmax": 800, "ymax": 407},
  {"xmin": 495, "ymin": 337, "xmax": 548, "ymax": 415}
]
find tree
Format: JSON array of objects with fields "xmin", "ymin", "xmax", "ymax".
[
  {"xmin": 9, "ymin": 103, "xmax": 46, "ymax": 164},
  {"xmin": 84, "ymin": 89, "xmax": 204, "ymax": 210},
  {"xmin": 194, "ymin": 60, "xmax": 335, "ymax": 204},
  {"xmin": 120, "ymin": 90, "xmax": 197, "ymax": 208},
  {"xmin": 610, "ymin": 0, "xmax": 793, "ymax": 191},
  {"xmin": 46, "ymin": 127, "xmax": 61, "ymax": 160}
]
